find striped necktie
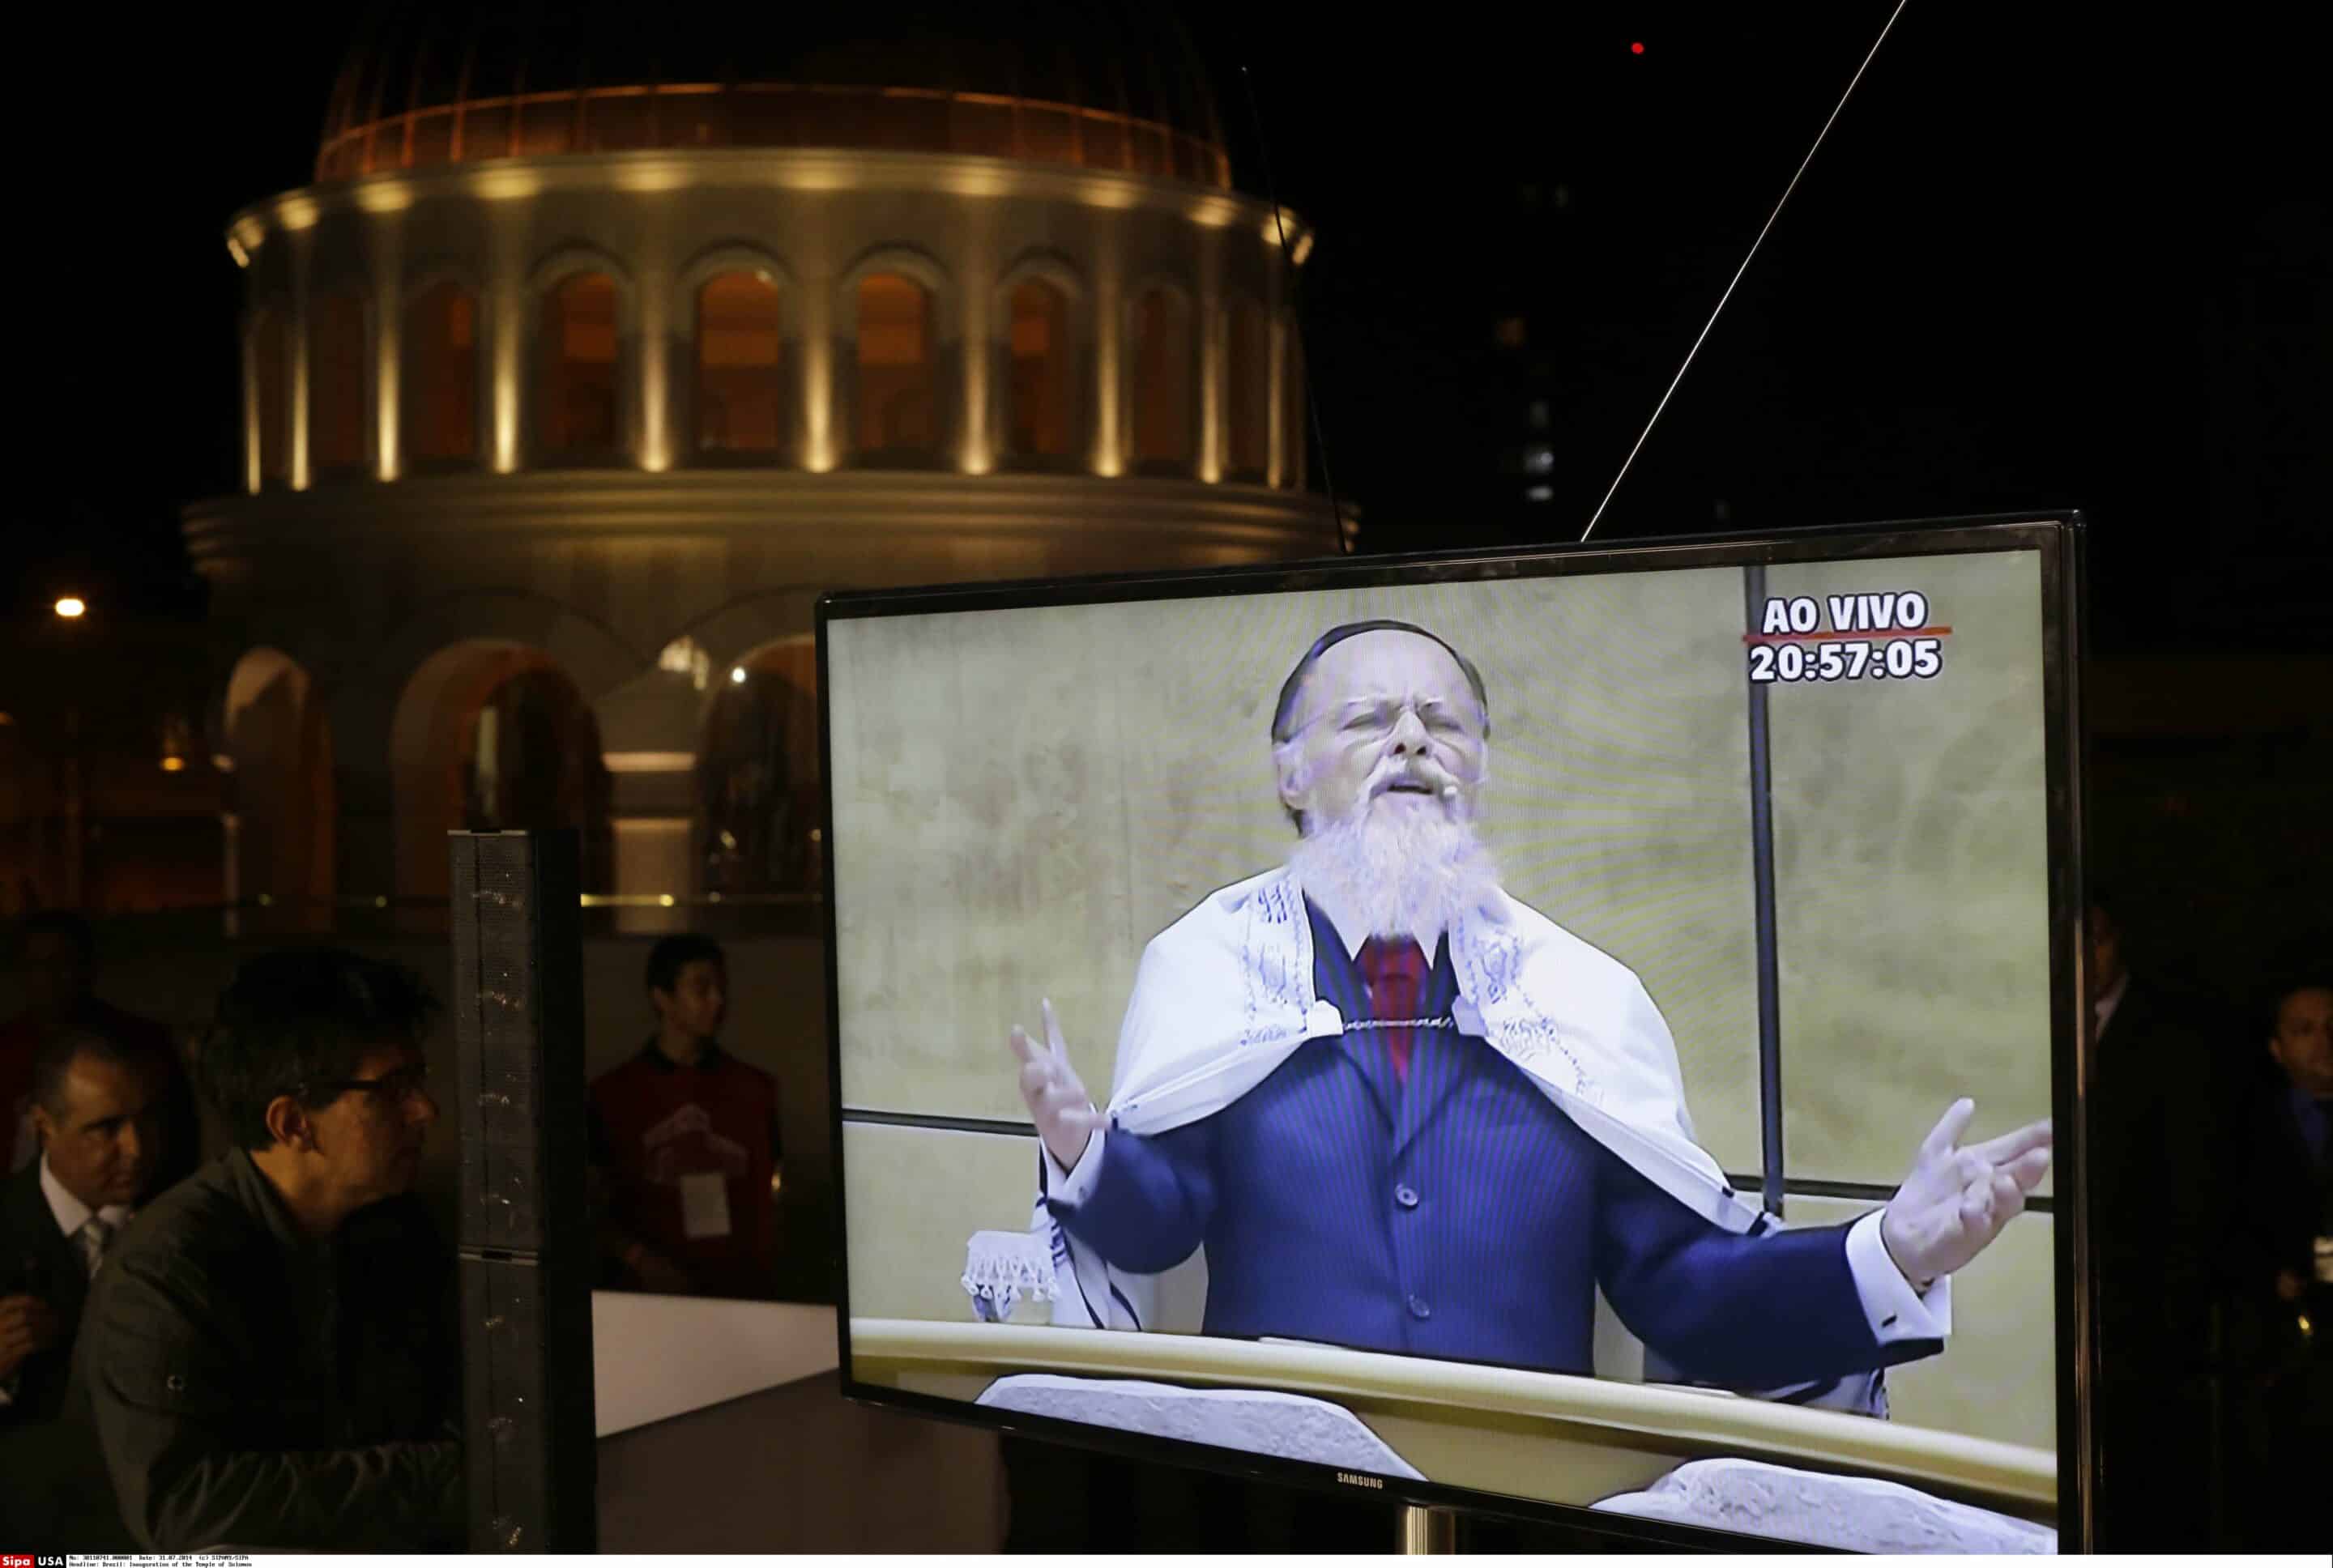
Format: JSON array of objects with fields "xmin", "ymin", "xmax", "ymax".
[
  {"xmin": 1358, "ymin": 936, "xmax": 1430, "ymax": 1083},
  {"xmin": 75, "ymin": 1215, "xmax": 117, "ymax": 1280}
]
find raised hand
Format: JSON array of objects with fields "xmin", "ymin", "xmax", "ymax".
[
  {"xmin": 0, "ymin": 1293, "xmax": 60, "ymax": 1381},
  {"xmin": 1009, "ymin": 998, "xmax": 1100, "ymax": 1172},
  {"xmin": 1880, "ymin": 1099, "xmax": 2053, "ymax": 1286}
]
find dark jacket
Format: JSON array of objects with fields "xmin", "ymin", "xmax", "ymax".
[
  {"xmin": 2238, "ymin": 1082, "xmax": 2333, "ymax": 1295},
  {"xmin": 52, "ymin": 1149, "xmax": 464, "ymax": 1552},
  {"xmin": 0, "ymin": 1158, "xmax": 88, "ymax": 1424},
  {"xmin": 2088, "ymin": 979, "xmax": 2232, "ymax": 1366}
]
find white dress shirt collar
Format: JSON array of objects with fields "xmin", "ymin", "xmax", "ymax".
[
  {"xmin": 39, "ymin": 1152, "xmax": 133, "ymax": 1241},
  {"xmin": 2092, "ymin": 971, "xmax": 2130, "ymax": 1042},
  {"xmin": 1298, "ymin": 877, "xmax": 1444, "ymax": 962}
]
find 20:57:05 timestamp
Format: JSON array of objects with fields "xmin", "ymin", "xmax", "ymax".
[{"xmin": 1747, "ymin": 637, "xmax": 1943, "ymax": 684}]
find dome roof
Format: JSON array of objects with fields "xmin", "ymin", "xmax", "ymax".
[{"xmin": 319, "ymin": 2, "xmax": 1231, "ymax": 189}]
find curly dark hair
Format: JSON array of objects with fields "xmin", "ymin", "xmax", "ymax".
[{"xmin": 197, "ymin": 948, "xmax": 440, "ymax": 1151}]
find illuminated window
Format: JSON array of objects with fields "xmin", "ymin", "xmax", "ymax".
[
  {"xmin": 405, "ymin": 281, "xmax": 477, "ymax": 462},
  {"xmin": 539, "ymin": 272, "xmax": 621, "ymax": 457},
  {"xmin": 252, "ymin": 309, "xmax": 288, "ymax": 485},
  {"xmin": 696, "ymin": 271, "xmax": 784, "ymax": 455},
  {"xmin": 310, "ymin": 291, "xmax": 368, "ymax": 473},
  {"xmin": 1226, "ymin": 296, "xmax": 1269, "ymax": 479},
  {"xmin": 1129, "ymin": 287, "xmax": 1193, "ymax": 470},
  {"xmin": 1005, "ymin": 279, "xmax": 1073, "ymax": 458},
  {"xmin": 856, "ymin": 274, "xmax": 933, "ymax": 455}
]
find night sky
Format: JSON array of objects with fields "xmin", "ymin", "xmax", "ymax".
[{"xmin": 22, "ymin": 3, "xmax": 2328, "ymax": 653}]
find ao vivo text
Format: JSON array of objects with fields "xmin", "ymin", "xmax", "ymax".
[{"xmin": 1744, "ymin": 590, "xmax": 1950, "ymax": 685}]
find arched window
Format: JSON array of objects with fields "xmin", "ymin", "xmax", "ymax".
[
  {"xmin": 405, "ymin": 281, "xmax": 477, "ymax": 462},
  {"xmin": 252, "ymin": 309, "xmax": 288, "ymax": 486},
  {"xmin": 461, "ymin": 666, "xmax": 608, "ymax": 839},
  {"xmin": 856, "ymin": 274, "xmax": 934, "ymax": 455},
  {"xmin": 310, "ymin": 290, "xmax": 368, "ymax": 473},
  {"xmin": 1226, "ymin": 296, "xmax": 1269, "ymax": 480},
  {"xmin": 699, "ymin": 641, "xmax": 821, "ymax": 895},
  {"xmin": 539, "ymin": 272, "xmax": 621, "ymax": 458},
  {"xmin": 1006, "ymin": 279, "xmax": 1073, "ymax": 459},
  {"xmin": 1130, "ymin": 286, "xmax": 1193, "ymax": 470},
  {"xmin": 695, "ymin": 270, "xmax": 783, "ymax": 456}
]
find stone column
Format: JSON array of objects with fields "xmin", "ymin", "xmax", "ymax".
[
  {"xmin": 369, "ymin": 208, "xmax": 404, "ymax": 481},
  {"xmin": 1197, "ymin": 224, "xmax": 1224, "ymax": 484},
  {"xmin": 1089, "ymin": 214, "xmax": 1124, "ymax": 478},
  {"xmin": 288, "ymin": 228, "xmax": 313, "ymax": 492}
]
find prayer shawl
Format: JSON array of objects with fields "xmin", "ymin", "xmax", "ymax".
[{"xmin": 1034, "ymin": 866, "xmax": 1768, "ymax": 1332}]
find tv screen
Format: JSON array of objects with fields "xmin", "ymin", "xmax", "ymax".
[{"xmin": 821, "ymin": 515, "xmax": 2085, "ymax": 1553}]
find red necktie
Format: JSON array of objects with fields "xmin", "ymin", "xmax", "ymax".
[{"xmin": 1358, "ymin": 936, "xmax": 1430, "ymax": 1083}]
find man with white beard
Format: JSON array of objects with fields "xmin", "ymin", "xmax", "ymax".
[{"xmin": 1007, "ymin": 620, "xmax": 2052, "ymax": 1387}]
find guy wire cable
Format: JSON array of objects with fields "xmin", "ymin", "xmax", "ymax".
[
  {"xmin": 1580, "ymin": 0, "xmax": 1913, "ymax": 543},
  {"xmin": 1239, "ymin": 62, "xmax": 1350, "ymax": 556}
]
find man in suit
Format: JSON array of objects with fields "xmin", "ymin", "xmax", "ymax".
[
  {"xmin": 0, "ymin": 1029, "xmax": 173, "ymax": 1425},
  {"xmin": 2225, "ymin": 978, "xmax": 2331, "ymax": 1550},
  {"xmin": 1008, "ymin": 620, "xmax": 2051, "ymax": 1388},
  {"xmin": 2239, "ymin": 979, "xmax": 2331, "ymax": 1306},
  {"xmin": 2084, "ymin": 896, "xmax": 2234, "ymax": 1549},
  {"xmin": 2, "ymin": 910, "xmax": 200, "ymax": 1187}
]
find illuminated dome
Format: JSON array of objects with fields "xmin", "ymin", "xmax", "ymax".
[{"xmin": 318, "ymin": 1, "xmax": 1232, "ymax": 187}]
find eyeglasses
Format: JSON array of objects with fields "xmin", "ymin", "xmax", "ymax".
[
  {"xmin": 301, "ymin": 1066, "xmax": 430, "ymax": 1107},
  {"xmin": 1286, "ymin": 697, "xmax": 1481, "ymax": 745}
]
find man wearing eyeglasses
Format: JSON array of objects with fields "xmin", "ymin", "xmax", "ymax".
[
  {"xmin": 32, "ymin": 948, "xmax": 462, "ymax": 1553},
  {"xmin": 1010, "ymin": 620, "xmax": 2052, "ymax": 1396}
]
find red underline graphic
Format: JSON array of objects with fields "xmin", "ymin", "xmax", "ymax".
[{"xmin": 1741, "ymin": 625, "xmax": 1953, "ymax": 644}]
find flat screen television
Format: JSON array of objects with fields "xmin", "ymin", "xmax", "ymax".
[{"xmin": 819, "ymin": 513, "xmax": 2088, "ymax": 1553}]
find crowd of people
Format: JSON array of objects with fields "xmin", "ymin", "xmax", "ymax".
[
  {"xmin": 0, "ymin": 898, "xmax": 2321, "ymax": 1551},
  {"xmin": 0, "ymin": 915, "xmax": 784, "ymax": 1551}
]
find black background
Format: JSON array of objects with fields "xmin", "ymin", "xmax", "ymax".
[{"xmin": 17, "ymin": 2, "xmax": 2327, "ymax": 653}]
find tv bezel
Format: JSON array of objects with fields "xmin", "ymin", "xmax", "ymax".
[{"xmin": 814, "ymin": 511, "xmax": 2091, "ymax": 1553}]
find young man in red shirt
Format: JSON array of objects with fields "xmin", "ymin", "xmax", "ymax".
[{"xmin": 586, "ymin": 935, "xmax": 783, "ymax": 1297}]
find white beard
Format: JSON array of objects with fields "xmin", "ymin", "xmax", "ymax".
[{"xmin": 1287, "ymin": 793, "xmax": 1501, "ymax": 941}]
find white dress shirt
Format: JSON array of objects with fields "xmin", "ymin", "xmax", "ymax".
[
  {"xmin": 1047, "ymin": 893, "xmax": 1948, "ymax": 1353},
  {"xmin": 39, "ymin": 1152, "xmax": 135, "ymax": 1252},
  {"xmin": 0, "ymin": 1155, "xmax": 136, "ymax": 1407}
]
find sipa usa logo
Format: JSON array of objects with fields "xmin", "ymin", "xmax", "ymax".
[
  {"xmin": 2, "ymin": 1554, "xmax": 34, "ymax": 1566},
  {"xmin": 1335, "ymin": 1471, "xmax": 1384, "ymax": 1489}
]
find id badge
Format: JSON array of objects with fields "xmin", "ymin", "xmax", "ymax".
[{"xmin": 680, "ymin": 1170, "xmax": 733, "ymax": 1239}]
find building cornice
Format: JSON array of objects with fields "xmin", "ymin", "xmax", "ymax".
[
  {"xmin": 226, "ymin": 148, "xmax": 1312, "ymax": 266},
  {"xmin": 182, "ymin": 470, "xmax": 1338, "ymax": 565}
]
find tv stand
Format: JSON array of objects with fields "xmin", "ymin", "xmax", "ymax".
[{"xmin": 1400, "ymin": 1503, "xmax": 1457, "ymax": 1553}]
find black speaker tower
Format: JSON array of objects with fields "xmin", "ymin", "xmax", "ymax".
[{"xmin": 450, "ymin": 829, "xmax": 598, "ymax": 1551}]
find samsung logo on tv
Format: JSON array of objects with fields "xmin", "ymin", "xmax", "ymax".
[{"xmin": 1336, "ymin": 1471, "xmax": 1384, "ymax": 1489}]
